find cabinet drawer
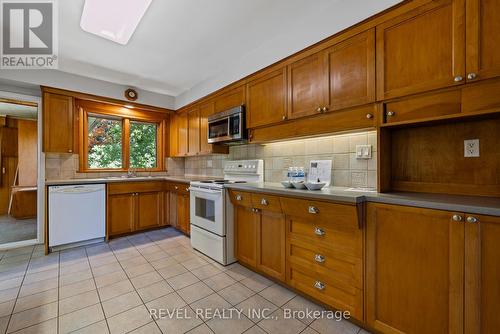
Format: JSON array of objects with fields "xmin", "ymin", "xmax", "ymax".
[
  {"xmin": 251, "ymin": 193, "xmax": 282, "ymax": 213},
  {"xmin": 108, "ymin": 181, "xmax": 165, "ymax": 195},
  {"xmin": 462, "ymin": 79, "xmax": 500, "ymax": 115},
  {"xmin": 229, "ymin": 190, "xmax": 253, "ymax": 208},
  {"xmin": 280, "ymin": 197, "xmax": 358, "ymax": 227},
  {"xmin": 287, "ymin": 238, "xmax": 362, "ymax": 289},
  {"xmin": 383, "ymin": 89, "xmax": 461, "ymax": 124},
  {"xmin": 286, "ymin": 216, "xmax": 362, "ymax": 258},
  {"xmin": 170, "ymin": 182, "xmax": 190, "ymax": 195},
  {"xmin": 287, "ymin": 263, "xmax": 363, "ymax": 320}
]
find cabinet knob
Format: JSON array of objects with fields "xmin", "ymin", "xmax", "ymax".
[
  {"xmin": 314, "ymin": 254, "xmax": 325, "ymax": 263},
  {"xmin": 282, "ymin": 115, "xmax": 286, "ymax": 120},
  {"xmin": 366, "ymin": 113, "xmax": 373, "ymax": 119},
  {"xmin": 68, "ymin": 149, "xmax": 73, "ymax": 153},
  {"xmin": 308, "ymin": 206, "xmax": 319, "ymax": 214},
  {"xmin": 252, "ymin": 208, "xmax": 260, "ymax": 213},
  {"xmin": 316, "ymin": 107, "xmax": 322, "ymax": 113},
  {"xmin": 386, "ymin": 111, "xmax": 395, "ymax": 117},
  {"xmin": 452, "ymin": 214, "xmax": 463, "ymax": 222},
  {"xmin": 236, "ymin": 195, "xmax": 242, "ymax": 201},
  {"xmin": 314, "ymin": 227, "xmax": 325, "ymax": 236},
  {"xmin": 454, "ymin": 75, "xmax": 464, "ymax": 82},
  {"xmin": 260, "ymin": 198, "xmax": 268, "ymax": 206},
  {"xmin": 466, "ymin": 216, "xmax": 478, "ymax": 224},
  {"xmin": 321, "ymin": 106, "xmax": 328, "ymax": 113},
  {"xmin": 186, "ymin": 188, "xmax": 189, "ymax": 192},
  {"xmin": 467, "ymin": 73, "xmax": 477, "ymax": 80},
  {"xmin": 314, "ymin": 281, "xmax": 325, "ymax": 291},
  {"xmin": 175, "ymin": 186, "xmax": 178, "ymax": 190}
]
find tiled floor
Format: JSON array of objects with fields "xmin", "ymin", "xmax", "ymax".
[
  {"xmin": 0, "ymin": 215, "xmax": 37, "ymax": 244},
  {"xmin": 0, "ymin": 228, "xmax": 370, "ymax": 334}
]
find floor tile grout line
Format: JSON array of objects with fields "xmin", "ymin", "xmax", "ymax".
[
  {"xmin": 5, "ymin": 246, "xmax": 37, "ymax": 334},
  {"xmin": 84, "ymin": 246, "xmax": 112, "ymax": 334}
]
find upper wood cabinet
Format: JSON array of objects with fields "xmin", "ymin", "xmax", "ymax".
[
  {"xmin": 376, "ymin": 0, "xmax": 466, "ymax": 100},
  {"xmin": 199, "ymin": 102, "xmax": 229, "ymax": 155},
  {"xmin": 246, "ymin": 67, "xmax": 287, "ymax": 128},
  {"xmin": 366, "ymin": 203, "xmax": 464, "ymax": 334},
  {"xmin": 187, "ymin": 107, "xmax": 200, "ymax": 156},
  {"xmin": 213, "ymin": 85, "xmax": 245, "ymax": 113},
  {"xmin": 177, "ymin": 111, "xmax": 188, "ymax": 157},
  {"xmin": 465, "ymin": 0, "xmax": 500, "ymax": 82},
  {"xmin": 42, "ymin": 92, "xmax": 75, "ymax": 153},
  {"xmin": 287, "ymin": 51, "xmax": 328, "ymax": 120},
  {"xmin": 325, "ymin": 28, "xmax": 376, "ymax": 111},
  {"xmin": 464, "ymin": 214, "xmax": 500, "ymax": 334}
]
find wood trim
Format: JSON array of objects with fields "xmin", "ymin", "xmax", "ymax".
[
  {"xmin": 41, "ymin": 86, "xmax": 173, "ymax": 114},
  {"xmin": 0, "ymin": 98, "xmax": 37, "ymax": 108}
]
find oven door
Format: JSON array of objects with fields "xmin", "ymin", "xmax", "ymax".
[{"xmin": 189, "ymin": 187, "xmax": 224, "ymax": 236}]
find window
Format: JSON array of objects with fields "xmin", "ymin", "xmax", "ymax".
[{"xmin": 79, "ymin": 101, "xmax": 166, "ymax": 172}]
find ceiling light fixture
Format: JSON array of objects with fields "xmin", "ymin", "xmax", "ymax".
[{"xmin": 80, "ymin": 0, "xmax": 152, "ymax": 45}]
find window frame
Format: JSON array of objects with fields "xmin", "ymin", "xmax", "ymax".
[{"xmin": 77, "ymin": 100, "xmax": 167, "ymax": 172}]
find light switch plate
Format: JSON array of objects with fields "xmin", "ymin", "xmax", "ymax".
[
  {"xmin": 356, "ymin": 145, "xmax": 372, "ymax": 159},
  {"xmin": 464, "ymin": 139, "xmax": 480, "ymax": 157}
]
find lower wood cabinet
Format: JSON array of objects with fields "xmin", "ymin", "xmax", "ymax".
[
  {"xmin": 169, "ymin": 182, "xmax": 191, "ymax": 235},
  {"xmin": 366, "ymin": 203, "xmax": 500, "ymax": 334},
  {"xmin": 107, "ymin": 182, "xmax": 166, "ymax": 238}
]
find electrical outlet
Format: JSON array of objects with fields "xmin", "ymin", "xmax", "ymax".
[
  {"xmin": 464, "ymin": 139, "xmax": 480, "ymax": 157},
  {"xmin": 356, "ymin": 145, "xmax": 372, "ymax": 159}
]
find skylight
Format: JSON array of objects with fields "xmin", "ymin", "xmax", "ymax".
[{"xmin": 80, "ymin": 0, "xmax": 152, "ymax": 45}]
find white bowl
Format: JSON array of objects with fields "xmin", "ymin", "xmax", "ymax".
[
  {"xmin": 291, "ymin": 181, "xmax": 307, "ymax": 189},
  {"xmin": 281, "ymin": 181, "xmax": 294, "ymax": 188},
  {"xmin": 305, "ymin": 182, "xmax": 327, "ymax": 191}
]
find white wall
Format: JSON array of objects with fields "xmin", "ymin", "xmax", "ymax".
[{"xmin": 0, "ymin": 69, "xmax": 176, "ymax": 109}]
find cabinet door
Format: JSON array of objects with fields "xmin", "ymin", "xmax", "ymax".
[
  {"xmin": 325, "ymin": 29, "xmax": 375, "ymax": 111},
  {"xmin": 199, "ymin": 102, "xmax": 213, "ymax": 154},
  {"xmin": 465, "ymin": 0, "xmax": 500, "ymax": 82},
  {"xmin": 136, "ymin": 192, "xmax": 163, "ymax": 231},
  {"xmin": 169, "ymin": 114, "xmax": 179, "ymax": 157},
  {"xmin": 366, "ymin": 203, "xmax": 464, "ymax": 334},
  {"xmin": 108, "ymin": 193, "xmax": 135, "ymax": 237},
  {"xmin": 177, "ymin": 111, "xmax": 188, "ymax": 156},
  {"xmin": 177, "ymin": 193, "xmax": 190, "ymax": 235},
  {"xmin": 247, "ymin": 68, "xmax": 287, "ymax": 128},
  {"xmin": 287, "ymin": 51, "xmax": 328, "ymax": 120},
  {"xmin": 465, "ymin": 214, "xmax": 500, "ymax": 334},
  {"xmin": 187, "ymin": 107, "xmax": 200, "ymax": 156},
  {"xmin": 213, "ymin": 86, "xmax": 245, "ymax": 113},
  {"xmin": 256, "ymin": 210, "xmax": 286, "ymax": 281},
  {"xmin": 169, "ymin": 190, "xmax": 178, "ymax": 228},
  {"xmin": 235, "ymin": 205, "xmax": 257, "ymax": 267},
  {"xmin": 376, "ymin": 0, "xmax": 465, "ymax": 100},
  {"xmin": 162, "ymin": 191, "xmax": 170, "ymax": 226},
  {"xmin": 43, "ymin": 92, "xmax": 74, "ymax": 153}
]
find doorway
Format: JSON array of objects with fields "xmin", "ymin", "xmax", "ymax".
[{"xmin": 0, "ymin": 92, "xmax": 42, "ymax": 249}]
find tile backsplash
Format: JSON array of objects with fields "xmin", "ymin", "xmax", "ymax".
[
  {"xmin": 185, "ymin": 131, "xmax": 377, "ymax": 188},
  {"xmin": 45, "ymin": 131, "xmax": 377, "ymax": 188}
]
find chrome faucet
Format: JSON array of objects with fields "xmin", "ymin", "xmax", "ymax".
[{"xmin": 127, "ymin": 169, "xmax": 137, "ymax": 178}]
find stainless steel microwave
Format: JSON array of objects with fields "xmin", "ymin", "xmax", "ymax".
[{"xmin": 207, "ymin": 106, "xmax": 246, "ymax": 144}]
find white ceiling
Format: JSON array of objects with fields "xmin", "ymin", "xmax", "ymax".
[{"xmin": 58, "ymin": 0, "xmax": 401, "ymax": 108}]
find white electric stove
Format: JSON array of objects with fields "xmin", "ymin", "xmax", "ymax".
[{"xmin": 189, "ymin": 160, "xmax": 264, "ymax": 265}]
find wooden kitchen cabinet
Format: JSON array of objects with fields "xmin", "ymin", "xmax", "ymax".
[
  {"xmin": 198, "ymin": 102, "xmax": 229, "ymax": 155},
  {"xmin": 256, "ymin": 209, "xmax": 286, "ymax": 281},
  {"xmin": 108, "ymin": 193, "xmax": 135, "ymax": 236},
  {"xmin": 465, "ymin": 214, "xmax": 500, "ymax": 334},
  {"xmin": 213, "ymin": 85, "xmax": 245, "ymax": 113},
  {"xmin": 42, "ymin": 92, "xmax": 75, "ymax": 153},
  {"xmin": 324, "ymin": 28, "xmax": 375, "ymax": 111},
  {"xmin": 136, "ymin": 192, "xmax": 163, "ymax": 231},
  {"xmin": 107, "ymin": 181, "xmax": 165, "ymax": 238},
  {"xmin": 465, "ymin": 0, "xmax": 500, "ymax": 82},
  {"xmin": 176, "ymin": 192, "xmax": 190, "ymax": 235},
  {"xmin": 376, "ymin": 0, "xmax": 465, "ymax": 100},
  {"xmin": 287, "ymin": 51, "xmax": 327, "ymax": 120},
  {"xmin": 187, "ymin": 106, "xmax": 200, "ymax": 156},
  {"xmin": 366, "ymin": 203, "xmax": 464, "ymax": 334},
  {"xmin": 246, "ymin": 67, "xmax": 287, "ymax": 128},
  {"xmin": 234, "ymin": 205, "xmax": 258, "ymax": 268},
  {"xmin": 176, "ymin": 111, "xmax": 188, "ymax": 156}
]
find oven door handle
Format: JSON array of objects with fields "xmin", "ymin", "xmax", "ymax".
[{"xmin": 189, "ymin": 187, "xmax": 222, "ymax": 195}]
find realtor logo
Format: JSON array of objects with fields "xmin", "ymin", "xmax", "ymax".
[{"xmin": 1, "ymin": 0, "xmax": 58, "ymax": 69}]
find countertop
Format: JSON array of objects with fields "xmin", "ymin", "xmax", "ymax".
[
  {"xmin": 44, "ymin": 175, "xmax": 215, "ymax": 186},
  {"xmin": 225, "ymin": 182, "xmax": 500, "ymax": 217}
]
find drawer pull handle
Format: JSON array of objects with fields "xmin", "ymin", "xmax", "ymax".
[
  {"xmin": 314, "ymin": 227, "xmax": 325, "ymax": 236},
  {"xmin": 260, "ymin": 198, "xmax": 268, "ymax": 206},
  {"xmin": 314, "ymin": 254, "xmax": 325, "ymax": 263},
  {"xmin": 452, "ymin": 214, "xmax": 463, "ymax": 222},
  {"xmin": 466, "ymin": 216, "xmax": 478, "ymax": 224},
  {"xmin": 314, "ymin": 281, "xmax": 325, "ymax": 291},
  {"xmin": 386, "ymin": 111, "xmax": 395, "ymax": 117},
  {"xmin": 308, "ymin": 206, "xmax": 319, "ymax": 214},
  {"xmin": 236, "ymin": 195, "xmax": 242, "ymax": 201}
]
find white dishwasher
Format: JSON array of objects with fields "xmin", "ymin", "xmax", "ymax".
[{"xmin": 48, "ymin": 184, "xmax": 106, "ymax": 249}]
